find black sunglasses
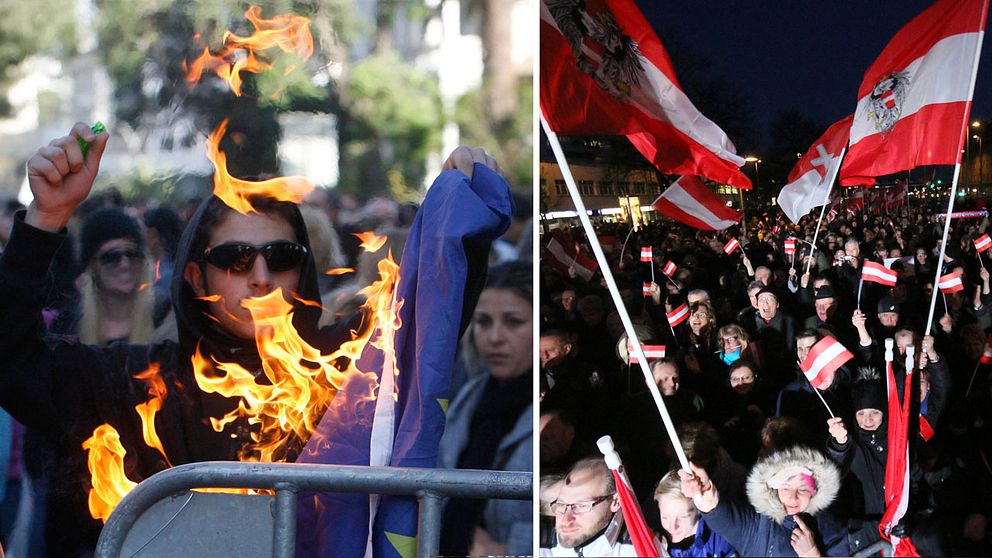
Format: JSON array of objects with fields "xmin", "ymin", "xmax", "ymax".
[
  {"xmin": 98, "ymin": 249, "xmax": 145, "ymax": 267},
  {"xmin": 202, "ymin": 241, "xmax": 308, "ymax": 273}
]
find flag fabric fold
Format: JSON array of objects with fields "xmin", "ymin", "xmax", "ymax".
[
  {"xmin": 779, "ymin": 115, "xmax": 853, "ymax": 223},
  {"xmin": 840, "ymin": 0, "xmax": 989, "ymax": 186},
  {"xmin": 862, "ymin": 261, "xmax": 898, "ymax": 286},
  {"xmin": 800, "ymin": 337, "xmax": 854, "ymax": 390},
  {"xmin": 651, "ymin": 175, "xmax": 743, "ymax": 230},
  {"xmin": 295, "ymin": 165, "xmax": 513, "ymax": 558},
  {"xmin": 540, "ymin": 0, "xmax": 751, "ymax": 189}
]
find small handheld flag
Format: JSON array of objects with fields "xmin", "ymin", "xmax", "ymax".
[
  {"xmin": 640, "ymin": 246, "xmax": 653, "ymax": 262},
  {"xmin": 661, "ymin": 260, "xmax": 677, "ymax": 277},
  {"xmin": 938, "ymin": 272, "xmax": 964, "ymax": 294},
  {"xmin": 974, "ymin": 234, "xmax": 991, "ymax": 253},
  {"xmin": 862, "ymin": 261, "xmax": 898, "ymax": 286},
  {"xmin": 643, "ymin": 282, "xmax": 653, "ymax": 297},
  {"xmin": 628, "ymin": 341, "xmax": 666, "ymax": 364},
  {"xmin": 667, "ymin": 303, "xmax": 689, "ymax": 328},
  {"xmin": 723, "ymin": 238, "xmax": 740, "ymax": 255},
  {"xmin": 800, "ymin": 336, "xmax": 853, "ymax": 391},
  {"xmin": 784, "ymin": 238, "xmax": 796, "ymax": 256}
]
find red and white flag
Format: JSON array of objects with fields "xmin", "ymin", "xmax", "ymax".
[
  {"xmin": 827, "ymin": 207, "xmax": 839, "ymax": 223},
  {"xmin": 667, "ymin": 303, "xmax": 689, "ymax": 327},
  {"xmin": 544, "ymin": 232, "xmax": 599, "ymax": 281},
  {"xmin": 723, "ymin": 237, "xmax": 740, "ymax": 255},
  {"xmin": 938, "ymin": 272, "xmax": 964, "ymax": 294},
  {"xmin": 845, "ymin": 188, "xmax": 866, "ymax": 215},
  {"xmin": 881, "ymin": 179, "xmax": 909, "ymax": 211},
  {"xmin": 784, "ymin": 238, "xmax": 796, "ymax": 256},
  {"xmin": 800, "ymin": 336, "xmax": 854, "ymax": 390},
  {"xmin": 975, "ymin": 233, "xmax": 992, "ymax": 252},
  {"xmin": 628, "ymin": 341, "xmax": 666, "ymax": 364},
  {"xmin": 862, "ymin": 261, "xmax": 898, "ymax": 286},
  {"xmin": 640, "ymin": 246, "xmax": 653, "ymax": 262},
  {"xmin": 598, "ymin": 436, "xmax": 662, "ymax": 557},
  {"xmin": 661, "ymin": 260, "xmax": 677, "ymax": 277},
  {"xmin": 840, "ymin": 0, "xmax": 989, "ymax": 186},
  {"xmin": 880, "ymin": 360, "xmax": 921, "ymax": 556},
  {"xmin": 651, "ymin": 175, "xmax": 743, "ymax": 230},
  {"xmin": 540, "ymin": 0, "xmax": 751, "ymax": 189},
  {"xmin": 778, "ymin": 115, "xmax": 853, "ymax": 223},
  {"xmin": 643, "ymin": 282, "xmax": 653, "ymax": 297}
]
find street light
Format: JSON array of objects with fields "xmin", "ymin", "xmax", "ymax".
[
  {"xmin": 742, "ymin": 156, "xmax": 761, "ymax": 229},
  {"xmin": 975, "ymin": 134, "xmax": 984, "ymax": 187}
]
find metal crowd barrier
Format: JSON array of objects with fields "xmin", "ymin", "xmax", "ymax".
[{"xmin": 94, "ymin": 461, "xmax": 532, "ymax": 558}]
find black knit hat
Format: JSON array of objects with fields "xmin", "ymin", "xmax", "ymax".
[
  {"xmin": 851, "ymin": 379, "xmax": 886, "ymax": 413},
  {"xmin": 80, "ymin": 207, "xmax": 144, "ymax": 266}
]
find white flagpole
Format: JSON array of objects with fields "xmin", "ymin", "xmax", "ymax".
[
  {"xmin": 805, "ymin": 147, "xmax": 846, "ymax": 277},
  {"xmin": 619, "ymin": 226, "xmax": 636, "ymax": 267},
  {"xmin": 926, "ymin": 4, "xmax": 987, "ymax": 335},
  {"xmin": 541, "ymin": 113, "xmax": 691, "ymax": 471}
]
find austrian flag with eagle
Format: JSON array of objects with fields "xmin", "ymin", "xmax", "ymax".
[{"xmin": 540, "ymin": 0, "xmax": 752, "ymax": 189}]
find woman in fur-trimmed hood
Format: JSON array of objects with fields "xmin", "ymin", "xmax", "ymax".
[{"xmin": 680, "ymin": 446, "xmax": 849, "ymax": 557}]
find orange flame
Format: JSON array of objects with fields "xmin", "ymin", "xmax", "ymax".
[
  {"xmin": 133, "ymin": 364, "xmax": 172, "ymax": 467},
  {"xmin": 354, "ymin": 232, "xmax": 387, "ymax": 253},
  {"xmin": 83, "ymin": 424, "xmax": 138, "ymax": 522},
  {"xmin": 192, "ymin": 252, "xmax": 402, "ymax": 463},
  {"xmin": 324, "ymin": 267, "xmax": 354, "ymax": 275},
  {"xmin": 205, "ymin": 119, "xmax": 314, "ymax": 214},
  {"xmin": 183, "ymin": 5, "xmax": 313, "ymax": 96}
]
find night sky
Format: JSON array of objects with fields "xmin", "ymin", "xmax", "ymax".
[{"xmin": 633, "ymin": 1, "xmax": 992, "ymax": 153}]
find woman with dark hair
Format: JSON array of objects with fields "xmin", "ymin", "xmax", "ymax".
[
  {"xmin": 438, "ymin": 260, "xmax": 532, "ymax": 556},
  {"xmin": 711, "ymin": 359, "xmax": 771, "ymax": 466}
]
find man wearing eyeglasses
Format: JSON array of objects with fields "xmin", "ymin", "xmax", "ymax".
[{"xmin": 541, "ymin": 457, "xmax": 637, "ymax": 556}]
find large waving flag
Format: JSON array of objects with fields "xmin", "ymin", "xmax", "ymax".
[
  {"xmin": 544, "ymin": 231, "xmax": 599, "ymax": 281},
  {"xmin": 540, "ymin": 0, "xmax": 751, "ymax": 189},
  {"xmin": 296, "ymin": 165, "xmax": 513, "ymax": 558},
  {"xmin": 840, "ymin": 0, "xmax": 989, "ymax": 185},
  {"xmin": 651, "ymin": 175, "xmax": 743, "ymax": 230},
  {"xmin": 778, "ymin": 115, "xmax": 853, "ymax": 223}
]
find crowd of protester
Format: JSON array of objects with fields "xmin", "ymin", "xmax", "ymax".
[
  {"xmin": 540, "ymin": 198, "xmax": 992, "ymax": 557},
  {"xmin": 0, "ymin": 164, "xmax": 532, "ymax": 557}
]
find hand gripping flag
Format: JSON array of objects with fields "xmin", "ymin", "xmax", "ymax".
[
  {"xmin": 651, "ymin": 174, "xmax": 743, "ymax": 230},
  {"xmin": 544, "ymin": 231, "xmax": 599, "ymax": 281},
  {"xmin": 975, "ymin": 233, "xmax": 992, "ymax": 252},
  {"xmin": 784, "ymin": 238, "xmax": 796, "ymax": 256},
  {"xmin": 938, "ymin": 272, "xmax": 965, "ymax": 294},
  {"xmin": 667, "ymin": 302, "xmax": 689, "ymax": 328},
  {"xmin": 640, "ymin": 246, "xmax": 653, "ymax": 262},
  {"xmin": 540, "ymin": 0, "xmax": 751, "ymax": 189},
  {"xmin": 628, "ymin": 341, "xmax": 666, "ymax": 364},
  {"xmin": 598, "ymin": 436, "xmax": 662, "ymax": 557},
  {"xmin": 296, "ymin": 164, "xmax": 513, "ymax": 558},
  {"xmin": 779, "ymin": 115, "xmax": 854, "ymax": 223},
  {"xmin": 800, "ymin": 337, "xmax": 854, "ymax": 390},
  {"xmin": 661, "ymin": 260, "xmax": 677, "ymax": 277},
  {"xmin": 723, "ymin": 237, "xmax": 740, "ymax": 255},
  {"xmin": 862, "ymin": 261, "xmax": 898, "ymax": 286},
  {"xmin": 840, "ymin": 0, "xmax": 989, "ymax": 186}
]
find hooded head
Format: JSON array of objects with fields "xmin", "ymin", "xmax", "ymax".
[
  {"xmin": 746, "ymin": 446, "xmax": 840, "ymax": 523},
  {"xmin": 851, "ymin": 375, "xmax": 886, "ymax": 432},
  {"xmin": 172, "ymin": 195, "xmax": 322, "ymax": 366}
]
